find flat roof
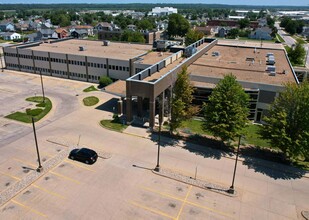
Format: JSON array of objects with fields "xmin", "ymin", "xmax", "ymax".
[
  {"xmin": 142, "ymin": 43, "xmax": 209, "ymax": 82},
  {"xmin": 188, "ymin": 45, "xmax": 296, "ymax": 86},
  {"xmin": 138, "ymin": 51, "xmax": 174, "ymax": 65},
  {"xmin": 27, "ymin": 39, "xmax": 153, "ymax": 60}
]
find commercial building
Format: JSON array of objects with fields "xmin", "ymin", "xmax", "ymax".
[
  {"xmin": 3, "ymin": 38, "xmax": 174, "ymax": 83},
  {"xmin": 150, "ymin": 7, "xmax": 177, "ymax": 16},
  {"xmin": 3, "ymin": 38, "xmax": 298, "ymax": 128}
]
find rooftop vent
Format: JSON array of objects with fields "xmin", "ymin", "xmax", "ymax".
[
  {"xmin": 79, "ymin": 46, "xmax": 86, "ymax": 51},
  {"xmin": 103, "ymin": 40, "xmax": 110, "ymax": 46},
  {"xmin": 212, "ymin": 51, "xmax": 220, "ymax": 57}
]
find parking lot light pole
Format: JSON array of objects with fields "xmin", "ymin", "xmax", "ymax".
[
  {"xmin": 32, "ymin": 117, "xmax": 43, "ymax": 172},
  {"xmin": 154, "ymin": 121, "xmax": 162, "ymax": 172},
  {"xmin": 154, "ymin": 95, "xmax": 163, "ymax": 172},
  {"xmin": 228, "ymin": 135, "xmax": 241, "ymax": 194},
  {"xmin": 39, "ymin": 70, "xmax": 45, "ymax": 103}
]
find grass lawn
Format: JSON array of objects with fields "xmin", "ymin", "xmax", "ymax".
[
  {"xmin": 83, "ymin": 85, "xmax": 99, "ymax": 92},
  {"xmin": 180, "ymin": 119, "xmax": 270, "ymax": 148},
  {"xmin": 87, "ymin": 34, "xmax": 98, "ymax": 40},
  {"xmin": 83, "ymin": 96, "xmax": 99, "ymax": 106},
  {"xmin": 100, "ymin": 119, "xmax": 128, "ymax": 132},
  {"xmin": 5, "ymin": 96, "xmax": 52, "ymax": 123},
  {"xmin": 276, "ymin": 34, "xmax": 284, "ymax": 43}
]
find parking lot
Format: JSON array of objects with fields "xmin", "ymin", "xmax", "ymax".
[
  {"xmin": 0, "ymin": 145, "xmax": 239, "ymax": 220},
  {"xmin": 0, "ymin": 70, "xmax": 309, "ymax": 219}
]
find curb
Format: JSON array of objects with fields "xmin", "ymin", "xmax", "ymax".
[{"xmin": 152, "ymin": 168, "xmax": 238, "ymax": 198}]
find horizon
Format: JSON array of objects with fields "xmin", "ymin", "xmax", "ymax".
[{"xmin": 0, "ymin": 1, "xmax": 308, "ymax": 7}]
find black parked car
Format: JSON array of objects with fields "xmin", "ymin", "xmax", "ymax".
[{"xmin": 69, "ymin": 148, "xmax": 98, "ymax": 164}]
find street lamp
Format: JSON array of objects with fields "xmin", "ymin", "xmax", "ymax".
[
  {"xmin": 31, "ymin": 117, "xmax": 43, "ymax": 172},
  {"xmin": 228, "ymin": 135, "xmax": 242, "ymax": 194},
  {"xmin": 39, "ymin": 70, "xmax": 45, "ymax": 103},
  {"xmin": 154, "ymin": 94, "xmax": 164, "ymax": 172}
]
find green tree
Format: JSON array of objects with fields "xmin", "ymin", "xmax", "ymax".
[
  {"xmin": 120, "ymin": 30, "xmax": 145, "ymax": 43},
  {"xmin": 170, "ymin": 66, "xmax": 195, "ymax": 133},
  {"xmin": 167, "ymin": 14, "xmax": 190, "ymax": 38},
  {"xmin": 280, "ymin": 17, "xmax": 291, "ymax": 28},
  {"xmin": 137, "ymin": 18, "xmax": 154, "ymax": 30},
  {"xmin": 227, "ymin": 28, "xmax": 239, "ymax": 39},
  {"xmin": 259, "ymin": 82, "xmax": 309, "ymax": 160},
  {"xmin": 238, "ymin": 18, "xmax": 250, "ymax": 29},
  {"xmin": 266, "ymin": 15, "xmax": 275, "ymax": 28},
  {"xmin": 99, "ymin": 76, "xmax": 113, "ymax": 88},
  {"xmin": 202, "ymin": 74, "xmax": 249, "ymax": 142},
  {"xmin": 287, "ymin": 42, "xmax": 306, "ymax": 66},
  {"xmin": 185, "ymin": 29, "xmax": 204, "ymax": 46},
  {"xmin": 285, "ymin": 20, "xmax": 297, "ymax": 35}
]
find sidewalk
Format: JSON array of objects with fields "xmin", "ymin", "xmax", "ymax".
[{"xmin": 123, "ymin": 124, "xmax": 309, "ymax": 179}]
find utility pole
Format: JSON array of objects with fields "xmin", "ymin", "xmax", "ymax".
[{"xmin": 32, "ymin": 117, "xmax": 43, "ymax": 172}]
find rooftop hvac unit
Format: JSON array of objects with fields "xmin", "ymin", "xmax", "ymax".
[
  {"xmin": 103, "ymin": 40, "xmax": 110, "ymax": 46},
  {"xmin": 266, "ymin": 65, "xmax": 276, "ymax": 72},
  {"xmin": 79, "ymin": 46, "xmax": 86, "ymax": 51},
  {"xmin": 269, "ymin": 71, "xmax": 276, "ymax": 76},
  {"xmin": 266, "ymin": 52, "xmax": 274, "ymax": 57}
]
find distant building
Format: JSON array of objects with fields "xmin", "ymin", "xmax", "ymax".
[
  {"xmin": 55, "ymin": 28, "xmax": 69, "ymax": 39},
  {"xmin": 71, "ymin": 30, "xmax": 88, "ymax": 39},
  {"xmin": 0, "ymin": 32, "xmax": 21, "ymax": 41},
  {"xmin": 208, "ymin": 19, "xmax": 258, "ymax": 29},
  {"xmin": 150, "ymin": 7, "xmax": 177, "ymax": 16},
  {"xmin": 95, "ymin": 22, "xmax": 113, "ymax": 31},
  {"xmin": 249, "ymin": 27, "xmax": 272, "ymax": 40},
  {"xmin": 228, "ymin": 16, "xmax": 245, "ymax": 20},
  {"xmin": 194, "ymin": 26, "xmax": 214, "ymax": 36},
  {"xmin": 218, "ymin": 27, "xmax": 227, "ymax": 38},
  {"xmin": 67, "ymin": 25, "xmax": 94, "ymax": 36},
  {"xmin": 0, "ymin": 22, "xmax": 15, "ymax": 32}
]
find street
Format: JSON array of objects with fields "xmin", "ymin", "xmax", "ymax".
[{"xmin": 275, "ymin": 22, "xmax": 309, "ymax": 68}]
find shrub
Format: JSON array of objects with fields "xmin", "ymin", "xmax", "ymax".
[{"xmin": 99, "ymin": 76, "xmax": 113, "ymax": 88}]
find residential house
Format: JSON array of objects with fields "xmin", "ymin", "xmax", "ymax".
[
  {"xmin": 218, "ymin": 27, "xmax": 227, "ymax": 38},
  {"xmin": 301, "ymin": 26, "xmax": 309, "ymax": 37},
  {"xmin": 40, "ymin": 29, "xmax": 58, "ymax": 40},
  {"xmin": 69, "ymin": 25, "xmax": 94, "ymax": 36},
  {"xmin": 95, "ymin": 22, "xmax": 113, "ymax": 31},
  {"xmin": 194, "ymin": 26, "xmax": 214, "ymax": 36},
  {"xmin": 98, "ymin": 29, "xmax": 123, "ymax": 41},
  {"xmin": 258, "ymin": 18, "xmax": 268, "ymax": 27},
  {"xmin": 71, "ymin": 30, "xmax": 88, "ymax": 39},
  {"xmin": 249, "ymin": 27, "xmax": 272, "ymax": 40},
  {"xmin": 55, "ymin": 28, "xmax": 68, "ymax": 39},
  {"xmin": 0, "ymin": 32, "xmax": 21, "ymax": 41},
  {"xmin": 27, "ymin": 29, "xmax": 58, "ymax": 42},
  {"xmin": 0, "ymin": 22, "xmax": 15, "ymax": 32},
  {"xmin": 127, "ymin": 24, "xmax": 137, "ymax": 31}
]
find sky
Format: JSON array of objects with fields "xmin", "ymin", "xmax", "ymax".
[{"xmin": 0, "ymin": 0, "xmax": 308, "ymax": 6}]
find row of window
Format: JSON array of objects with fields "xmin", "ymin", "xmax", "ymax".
[
  {"xmin": 4, "ymin": 52, "xmax": 130, "ymax": 72},
  {"xmin": 6, "ymin": 64, "xmax": 100, "ymax": 81}
]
